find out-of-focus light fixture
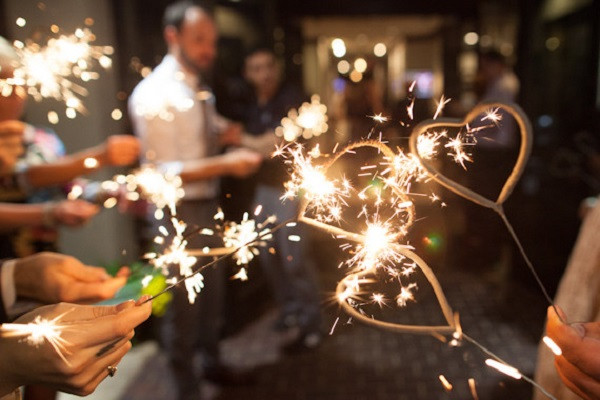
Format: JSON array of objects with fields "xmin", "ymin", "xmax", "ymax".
[
  {"xmin": 332, "ymin": 38, "xmax": 346, "ymax": 58},
  {"xmin": 349, "ymin": 70, "xmax": 363, "ymax": 83},
  {"xmin": 354, "ymin": 58, "xmax": 367, "ymax": 73},
  {"xmin": 545, "ymin": 37, "xmax": 560, "ymax": 51},
  {"xmin": 373, "ymin": 42, "xmax": 387, "ymax": 57},
  {"xmin": 337, "ymin": 60, "xmax": 350, "ymax": 74},
  {"xmin": 464, "ymin": 32, "xmax": 479, "ymax": 46}
]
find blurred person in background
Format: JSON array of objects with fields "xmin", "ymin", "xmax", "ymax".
[
  {"xmin": 240, "ymin": 47, "xmax": 323, "ymax": 351},
  {"xmin": 128, "ymin": 2, "xmax": 261, "ymax": 399}
]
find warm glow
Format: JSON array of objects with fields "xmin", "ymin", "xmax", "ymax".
[{"xmin": 373, "ymin": 42, "xmax": 387, "ymax": 57}]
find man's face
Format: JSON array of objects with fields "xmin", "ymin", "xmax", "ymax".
[
  {"xmin": 175, "ymin": 9, "xmax": 217, "ymax": 75},
  {"xmin": 0, "ymin": 65, "xmax": 27, "ymax": 121},
  {"xmin": 244, "ymin": 51, "xmax": 280, "ymax": 94}
]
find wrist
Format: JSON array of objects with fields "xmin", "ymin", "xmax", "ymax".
[{"xmin": 42, "ymin": 202, "xmax": 57, "ymax": 227}]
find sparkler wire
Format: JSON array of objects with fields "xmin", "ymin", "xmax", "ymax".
[
  {"xmin": 461, "ymin": 333, "xmax": 557, "ymax": 400},
  {"xmin": 409, "ymin": 101, "xmax": 562, "ymax": 320},
  {"xmin": 141, "ymin": 217, "xmax": 295, "ymax": 304}
]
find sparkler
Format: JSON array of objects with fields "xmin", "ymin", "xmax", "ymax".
[
  {"xmin": 0, "ymin": 26, "xmax": 113, "ymax": 121},
  {"xmin": 0, "ymin": 312, "xmax": 71, "ymax": 364},
  {"xmin": 68, "ymin": 164, "xmax": 185, "ymax": 218},
  {"xmin": 129, "ymin": 96, "xmax": 557, "ymax": 399}
]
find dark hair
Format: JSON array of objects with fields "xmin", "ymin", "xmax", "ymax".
[
  {"xmin": 163, "ymin": 1, "xmax": 212, "ymax": 31},
  {"xmin": 244, "ymin": 45, "xmax": 276, "ymax": 61}
]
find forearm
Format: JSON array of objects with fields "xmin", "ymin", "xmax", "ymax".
[
  {"xmin": 24, "ymin": 146, "xmax": 105, "ymax": 189},
  {"xmin": 178, "ymin": 155, "xmax": 233, "ymax": 183},
  {"xmin": 0, "ymin": 203, "xmax": 50, "ymax": 230},
  {"xmin": 240, "ymin": 133, "xmax": 277, "ymax": 157}
]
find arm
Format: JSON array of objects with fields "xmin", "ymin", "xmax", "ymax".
[
  {"xmin": 22, "ymin": 135, "xmax": 140, "ymax": 189},
  {"xmin": 240, "ymin": 131, "xmax": 278, "ymax": 157},
  {"xmin": 176, "ymin": 149, "xmax": 263, "ymax": 182},
  {"xmin": 0, "ymin": 200, "xmax": 99, "ymax": 231}
]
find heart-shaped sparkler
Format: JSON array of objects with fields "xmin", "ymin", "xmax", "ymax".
[
  {"xmin": 409, "ymin": 101, "xmax": 533, "ymax": 212},
  {"xmin": 290, "ymin": 140, "xmax": 456, "ymax": 334}
]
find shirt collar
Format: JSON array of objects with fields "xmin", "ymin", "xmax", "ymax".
[{"xmin": 161, "ymin": 54, "xmax": 200, "ymax": 89}]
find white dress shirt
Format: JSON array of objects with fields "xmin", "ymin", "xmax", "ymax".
[{"xmin": 129, "ymin": 55, "xmax": 227, "ymax": 200}]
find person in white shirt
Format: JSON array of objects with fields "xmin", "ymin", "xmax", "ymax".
[{"xmin": 128, "ymin": 2, "xmax": 261, "ymax": 399}]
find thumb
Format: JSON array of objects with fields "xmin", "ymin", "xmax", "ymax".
[
  {"xmin": 68, "ymin": 276, "xmax": 128, "ymax": 302},
  {"xmin": 66, "ymin": 264, "xmax": 111, "ymax": 282},
  {"xmin": 60, "ymin": 300, "xmax": 135, "ymax": 323}
]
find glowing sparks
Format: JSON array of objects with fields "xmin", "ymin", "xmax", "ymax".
[
  {"xmin": 542, "ymin": 336, "xmax": 562, "ymax": 356},
  {"xmin": 482, "ymin": 107, "xmax": 502, "ymax": 124},
  {"xmin": 275, "ymin": 95, "xmax": 328, "ymax": 141},
  {"xmin": 370, "ymin": 293, "xmax": 387, "ymax": 307},
  {"xmin": 469, "ymin": 378, "xmax": 479, "ymax": 400},
  {"xmin": 369, "ymin": 113, "xmax": 389, "ymax": 123},
  {"xmin": 232, "ymin": 267, "xmax": 248, "ymax": 281},
  {"xmin": 279, "ymin": 143, "xmax": 351, "ymax": 223},
  {"xmin": 110, "ymin": 165, "xmax": 184, "ymax": 215},
  {"xmin": 395, "ymin": 283, "xmax": 418, "ymax": 307},
  {"xmin": 147, "ymin": 217, "xmax": 197, "ymax": 279},
  {"xmin": 485, "ymin": 359, "xmax": 522, "ymax": 380},
  {"xmin": 219, "ymin": 212, "xmax": 275, "ymax": 266},
  {"xmin": 445, "ymin": 133, "xmax": 474, "ymax": 170},
  {"xmin": 0, "ymin": 313, "xmax": 71, "ymax": 364},
  {"xmin": 0, "ymin": 27, "xmax": 113, "ymax": 117},
  {"xmin": 433, "ymin": 95, "xmax": 451, "ymax": 120},
  {"xmin": 439, "ymin": 375, "xmax": 453, "ymax": 391}
]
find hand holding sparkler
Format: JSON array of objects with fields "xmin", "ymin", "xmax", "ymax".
[
  {"xmin": 48, "ymin": 199, "xmax": 100, "ymax": 227},
  {"xmin": 220, "ymin": 148, "xmax": 263, "ymax": 178},
  {"xmin": 546, "ymin": 306, "xmax": 600, "ymax": 400},
  {"xmin": 94, "ymin": 135, "xmax": 141, "ymax": 168},
  {"xmin": 13, "ymin": 252, "xmax": 129, "ymax": 304},
  {"xmin": 0, "ymin": 298, "xmax": 151, "ymax": 397}
]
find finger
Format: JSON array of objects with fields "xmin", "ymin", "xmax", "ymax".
[
  {"xmin": 54, "ymin": 341, "xmax": 132, "ymax": 396},
  {"xmin": 64, "ymin": 277, "xmax": 128, "ymax": 302},
  {"xmin": 81, "ymin": 343, "xmax": 130, "ymax": 396},
  {"xmin": 548, "ymin": 308, "xmax": 600, "ymax": 374},
  {"xmin": 66, "ymin": 302, "xmax": 151, "ymax": 347},
  {"xmin": 555, "ymin": 357, "xmax": 600, "ymax": 400},
  {"xmin": 115, "ymin": 266, "xmax": 130, "ymax": 278},
  {"xmin": 75, "ymin": 330, "xmax": 134, "ymax": 360},
  {"xmin": 58, "ymin": 300, "xmax": 135, "ymax": 324},
  {"xmin": 66, "ymin": 264, "xmax": 111, "ymax": 283}
]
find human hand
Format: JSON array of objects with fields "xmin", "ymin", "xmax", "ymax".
[
  {"xmin": 0, "ymin": 120, "xmax": 25, "ymax": 174},
  {"xmin": 13, "ymin": 252, "xmax": 129, "ymax": 304},
  {"xmin": 546, "ymin": 306, "xmax": 600, "ymax": 400},
  {"xmin": 51, "ymin": 199, "xmax": 100, "ymax": 227},
  {"xmin": 223, "ymin": 148, "xmax": 262, "ymax": 177},
  {"xmin": 0, "ymin": 298, "xmax": 152, "ymax": 396},
  {"xmin": 219, "ymin": 123, "xmax": 243, "ymax": 147},
  {"xmin": 101, "ymin": 135, "xmax": 140, "ymax": 166}
]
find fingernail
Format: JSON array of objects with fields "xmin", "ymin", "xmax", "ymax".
[
  {"xmin": 136, "ymin": 295, "xmax": 151, "ymax": 305},
  {"xmin": 570, "ymin": 323, "xmax": 585, "ymax": 337},
  {"xmin": 116, "ymin": 300, "xmax": 135, "ymax": 311}
]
